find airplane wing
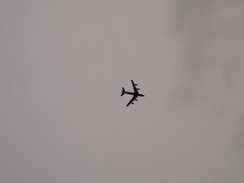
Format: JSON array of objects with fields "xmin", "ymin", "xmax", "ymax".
[
  {"xmin": 126, "ymin": 95, "xmax": 137, "ymax": 107},
  {"xmin": 131, "ymin": 80, "xmax": 139, "ymax": 94}
]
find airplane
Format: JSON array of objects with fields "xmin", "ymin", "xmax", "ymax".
[{"xmin": 121, "ymin": 80, "xmax": 145, "ymax": 107}]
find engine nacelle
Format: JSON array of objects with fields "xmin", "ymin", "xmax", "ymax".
[
  {"xmin": 135, "ymin": 99, "xmax": 138, "ymax": 101},
  {"xmin": 132, "ymin": 103, "xmax": 134, "ymax": 104},
  {"xmin": 137, "ymin": 88, "xmax": 140, "ymax": 90}
]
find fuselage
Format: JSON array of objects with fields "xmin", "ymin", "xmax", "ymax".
[{"xmin": 125, "ymin": 91, "xmax": 144, "ymax": 97}]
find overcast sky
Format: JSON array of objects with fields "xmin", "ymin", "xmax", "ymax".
[{"xmin": 1, "ymin": 1, "xmax": 244, "ymax": 183}]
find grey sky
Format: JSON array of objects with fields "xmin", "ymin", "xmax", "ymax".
[{"xmin": 1, "ymin": 1, "xmax": 244, "ymax": 183}]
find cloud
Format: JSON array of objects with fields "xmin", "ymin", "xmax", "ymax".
[
  {"xmin": 169, "ymin": 0, "xmax": 244, "ymax": 181},
  {"xmin": 171, "ymin": 0, "xmax": 244, "ymax": 137}
]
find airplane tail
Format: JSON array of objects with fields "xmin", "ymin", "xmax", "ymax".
[{"xmin": 121, "ymin": 87, "xmax": 125, "ymax": 96}]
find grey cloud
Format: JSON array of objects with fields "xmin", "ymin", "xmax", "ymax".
[
  {"xmin": 171, "ymin": 0, "xmax": 244, "ymax": 131},
  {"xmin": 169, "ymin": 0, "xmax": 244, "ymax": 182}
]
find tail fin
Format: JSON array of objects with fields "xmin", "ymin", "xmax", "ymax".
[{"xmin": 121, "ymin": 87, "xmax": 125, "ymax": 96}]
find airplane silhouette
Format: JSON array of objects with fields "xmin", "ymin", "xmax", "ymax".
[{"xmin": 121, "ymin": 80, "xmax": 145, "ymax": 107}]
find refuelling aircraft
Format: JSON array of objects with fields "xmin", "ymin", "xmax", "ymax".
[{"xmin": 121, "ymin": 80, "xmax": 145, "ymax": 107}]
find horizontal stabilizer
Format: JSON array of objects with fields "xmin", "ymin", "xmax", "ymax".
[{"xmin": 121, "ymin": 87, "xmax": 125, "ymax": 96}]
